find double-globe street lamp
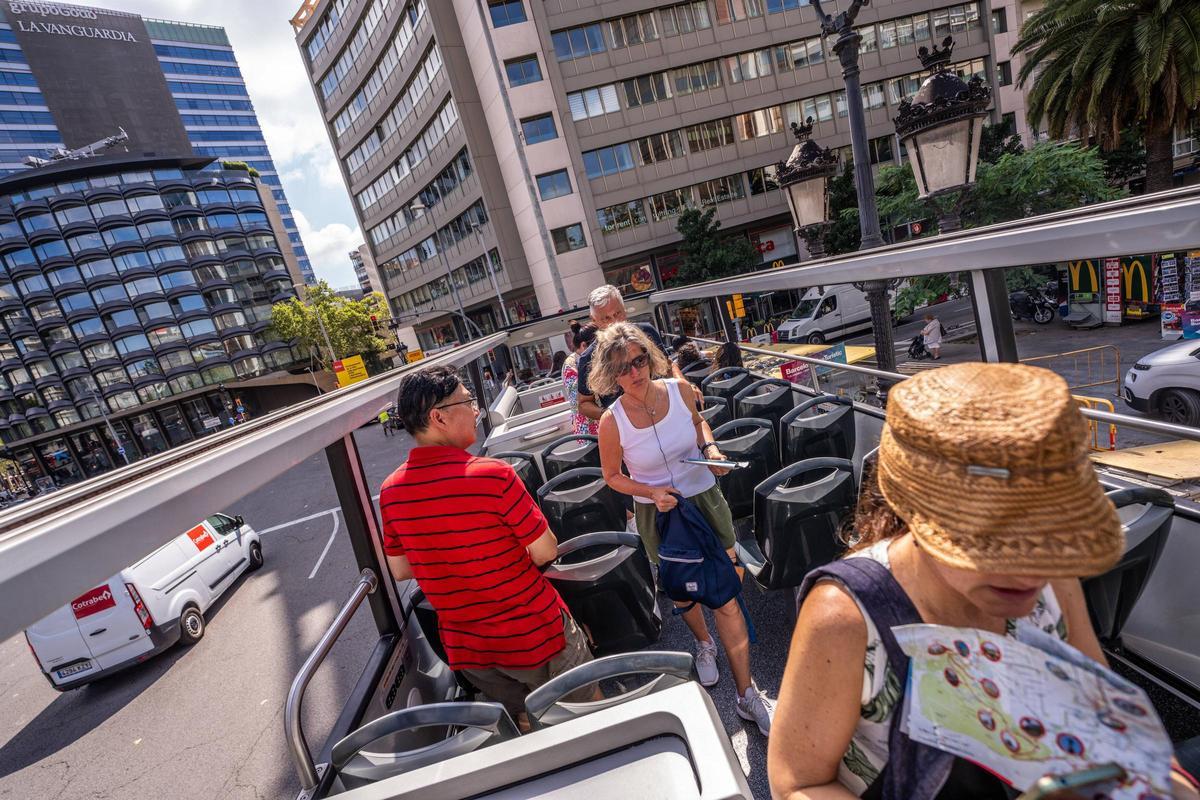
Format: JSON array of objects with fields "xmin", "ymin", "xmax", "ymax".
[{"xmin": 778, "ymin": 0, "xmax": 995, "ymax": 373}]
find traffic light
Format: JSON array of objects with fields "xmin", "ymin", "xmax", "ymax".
[{"xmin": 725, "ymin": 294, "xmax": 746, "ymax": 319}]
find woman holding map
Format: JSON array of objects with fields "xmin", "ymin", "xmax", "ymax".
[{"xmin": 768, "ymin": 363, "xmax": 1200, "ymax": 800}]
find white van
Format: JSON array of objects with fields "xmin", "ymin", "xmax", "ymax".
[
  {"xmin": 24, "ymin": 513, "xmax": 262, "ymax": 690},
  {"xmin": 775, "ymin": 285, "xmax": 874, "ymax": 344}
]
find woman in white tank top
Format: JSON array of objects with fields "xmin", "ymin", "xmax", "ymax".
[{"xmin": 592, "ymin": 322, "xmax": 774, "ymax": 736}]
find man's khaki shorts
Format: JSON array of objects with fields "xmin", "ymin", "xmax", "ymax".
[{"xmin": 461, "ymin": 611, "xmax": 593, "ymax": 718}]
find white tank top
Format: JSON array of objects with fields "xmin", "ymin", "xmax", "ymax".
[{"xmin": 610, "ymin": 379, "xmax": 716, "ymax": 503}]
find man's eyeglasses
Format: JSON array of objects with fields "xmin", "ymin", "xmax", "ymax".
[
  {"xmin": 616, "ymin": 353, "xmax": 650, "ymax": 376},
  {"xmin": 434, "ymin": 395, "xmax": 479, "ymax": 412}
]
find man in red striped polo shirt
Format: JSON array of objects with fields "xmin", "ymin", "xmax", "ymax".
[{"xmin": 381, "ymin": 365, "xmax": 593, "ymax": 722}]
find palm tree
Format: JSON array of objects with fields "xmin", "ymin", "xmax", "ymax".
[{"xmin": 1013, "ymin": 0, "xmax": 1200, "ymax": 193}]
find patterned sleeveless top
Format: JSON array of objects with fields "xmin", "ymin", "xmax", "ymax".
[{"xmin": 826, "ymin": 540, "xmax": 1068, "ymax": 796}]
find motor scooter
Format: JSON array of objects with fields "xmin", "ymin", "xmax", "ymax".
[{"xmin": 1009, "ymin": 285, "xmax": 1057, "ymax": 324}]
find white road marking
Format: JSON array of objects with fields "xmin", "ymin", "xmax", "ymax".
[
  {"xmin": 256, "ymin": 493, "xmax": 380, "ymax": 537},
  {"xmin": 308, "ymin": 512, "xmax": 341, "ymax": 580},
  {"xmin": 133, "ymin": 738, "xmax": 142, "ymax": 746}
]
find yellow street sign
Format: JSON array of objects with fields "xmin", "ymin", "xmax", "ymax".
[
  {"xmin": 405, "ymin": 349, "xmax": 424, "ymax": 363},
  {"xmin": 333, "ymin": 354, "xmax": 370, "ymax": 387}
]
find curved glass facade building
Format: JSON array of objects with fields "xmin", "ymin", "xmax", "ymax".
[{"xmin": 0, "ymin": 154, "xmax": 301, "ymax": 487}]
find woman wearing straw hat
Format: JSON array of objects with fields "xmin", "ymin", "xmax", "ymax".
[{"xmin": 767, "ymin": 363, "xmax": 1200, "ymax": 799}]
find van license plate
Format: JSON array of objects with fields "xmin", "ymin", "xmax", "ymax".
[{"xmin": 56, "ymin": 661, "xmax": 92, "ymax": 679}]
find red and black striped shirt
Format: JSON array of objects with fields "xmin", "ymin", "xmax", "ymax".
[{"xmin": 379, "ymin": 446, "xmax": 567, "ymax": 671}]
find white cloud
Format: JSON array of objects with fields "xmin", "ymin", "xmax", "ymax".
[
  {"xmin": 92, "ymin": 0, "xmax": 359, "ymax": 253},
  {"xmin": 293, "ymin": 210, "xmax": 363, "ymax": 287}
]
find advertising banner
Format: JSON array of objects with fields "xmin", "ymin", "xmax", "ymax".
[
  {"xmin": 333, "ymin": 355, "xmax": 370, "ymax": 387},
  {"xmin": 1103, "ymin": 257, "xmax": 1122, "ymax": 324}
]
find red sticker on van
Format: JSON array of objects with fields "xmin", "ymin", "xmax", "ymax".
[
  {"xmin": 71, "ymin": 585, "xmax": 116, "ymax": 619},
  {"xmin": 186, "ymin": 524, "xmax": 214, "ymax": 551}
]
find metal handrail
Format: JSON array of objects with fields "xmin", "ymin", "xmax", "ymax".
[
  {"xmin": 286, "ymin": 568, "xmax": 379, "ymax": 794},
  {"xmin": 691, "ymin": 338, "xmax": 1200, "ymax": 445}
]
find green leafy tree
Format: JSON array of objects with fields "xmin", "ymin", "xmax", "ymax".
[
  {"xmin": 269, "ymin": 281, "xmax": 390, "ymax": 369},
  {"xmin": 831, "ymin": 142, "xmax": 1122, "ymax": 311},
  {"xmin": 1013, "ymin": 0, "xmax": 1200, "ymax": 193},
  {"xmin": 673, "ymin": 206, "xmax": 760, "ymax": 286}
]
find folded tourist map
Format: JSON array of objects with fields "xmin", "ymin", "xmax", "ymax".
[{"xmin": 893, "ymin": 624, "xmax": 1174, "ymax": 799}]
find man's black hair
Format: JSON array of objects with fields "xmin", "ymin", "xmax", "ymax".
[
  {"xmin": 671, "ymin": 334, "xmax": 691, "ymax": 352},
  {"xmin": 396, "ymin": 365, "xmax": 462, "ymax": 434}
]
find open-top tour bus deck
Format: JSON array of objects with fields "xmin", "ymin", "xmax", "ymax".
[{"xmin": 2, "ymin": 186, "xmax": 1200, "ymax": 798}]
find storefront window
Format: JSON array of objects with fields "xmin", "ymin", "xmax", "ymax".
[
  {"xmin": 99, "ymin": 420, "xmax": 142, "ymax": 462},
  {"xmin": 130, "ymin": 413, "xmax": 169, "ymax": 455},
  {"xmin": 182, "ymin": 397, "xmax": 221, "ymax": 436},
  {"xmin": 69, "ymin": 430, "xmax": 112, "ymax": 477},
  {"xmin": 603, "ymin": 261, "xmax": 655, "ymax": 297},
  {"xmin": 505, "ymin": 295, "xmax": 542, "ymax": 325},
  {"xmin": 36, "ymin": 437, "xmax": 82, "ymax": 485},
  {"xmin": 156, "ymin": 406, "xmax": 193, "ymax": 446}
]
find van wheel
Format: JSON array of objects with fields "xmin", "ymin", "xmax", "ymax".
[
  {"xmin": 807, "ymin": 332, "xmax": 826, "ymax": 344},
  {"xmin": 248, "ymin": 542, "xmax": 264, "ymax": 571},
  {"xmin": 1159, "ymin": 389, "xmax": 1200, "ymax": 427},
  {"xmin": 179, "ymin": 607, "xmax": 205, "ymax": 645}
]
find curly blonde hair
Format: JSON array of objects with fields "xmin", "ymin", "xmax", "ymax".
[{"xmin": 588, "ymin": 322, "xmax": 671, "ymax": 397}]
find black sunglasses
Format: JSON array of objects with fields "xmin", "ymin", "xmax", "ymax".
[{"xmin": 617, "ymin": 353, "xmax": 650, "ymax": 376}]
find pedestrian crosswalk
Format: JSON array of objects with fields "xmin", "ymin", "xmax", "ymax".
[{"xmin": 897, "ymin": 360, "xmax": 941, "ymax": 374}]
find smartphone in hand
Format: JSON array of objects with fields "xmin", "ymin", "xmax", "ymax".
[{"xmin": 1017, "ymin": 764, "xmax": 1126, "ymax": 800}]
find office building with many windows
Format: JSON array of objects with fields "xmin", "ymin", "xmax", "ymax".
[
  {"xmin": 0, "ymin": 154, "xmax": 306, "ymax": 488},
  {"xmin": 0, "ymin": 2, "xmax": 317, "ymax": 284},
  {"xmin": 293, "ymin": 0, "xmax": 998, "ymax": 365}
]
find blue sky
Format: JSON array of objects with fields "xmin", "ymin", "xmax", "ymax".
[{"xmin": 98, "ymin": 0, "xmax": 363, "ymax": 287}]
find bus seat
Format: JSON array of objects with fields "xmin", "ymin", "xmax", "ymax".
[
  {"xmin": 700, "ymin": 367, "xmax": 754, "ymax": 417},
  {"xmin": 545, "ymin": 531, "xmax": 661, "ymax": 656},
  {"xmin": 537, "ymin": 468, "xmax": 627, "ymax": 542},
  {"xmin": 540, "ymin": 434, "xmax": 601, "ymax": 482},
  {"xmin": 331, "ymin": 701, "xmax": 519, "ymax": 789},
  {"xmin": 751, "ymin": 458, "xmax": 856, "ymax": 590},
  {"xmin": 780, "ymin": 395, "xmax": 856, "ymax": 465},
  {"xmin": 524, "ymin": 651, "xmax": 695, "ymax": 730},
  {"xmin": 711, "ymin": 418, "xmax": 780, "ymax": 520},
  {"xmin": 700, "ymin": 395, "xmax": 731, "ymax": 431},
  {"xmin": 493, "ymin": 450, "xmax": 544, "ymax": 500},
  {"xmin": 733, "ymin": 378, "xmax": 796, "ymax": 435},
  {"xmin": 404, "ymin": 589, "xmax": 478, "ymax": 695},
  {"xmin": 1083, "ymin": 487, "xmax": 1174, "ymax": 645},
  {"xmin": 681, "ymin": 359, "xmax": 712, "ymax": 391}
]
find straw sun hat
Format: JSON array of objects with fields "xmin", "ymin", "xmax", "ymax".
[{"xmin": 876, "ymin": 362, "xmax": 1123, "ymax": 578}]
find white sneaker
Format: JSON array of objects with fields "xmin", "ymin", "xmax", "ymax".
[
  {"xmin": 736, "ymin": 684, "xmax": 774, "ymax": 736},
  {"xmin": 695, "ymin": 639, "xmax": 719, "ymax": 687}
]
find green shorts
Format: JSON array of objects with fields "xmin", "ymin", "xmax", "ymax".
[{"xmin": 633, "ymin": 483, "xmax": 737, "ymax": 564}]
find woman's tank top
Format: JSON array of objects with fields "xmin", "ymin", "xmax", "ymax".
[{"xmin": 610, "ymin": 379, "xmax": 716, "ymax": 503}]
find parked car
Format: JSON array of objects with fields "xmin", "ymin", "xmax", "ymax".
[
  {"xmin": 1123, "ymin": 340, "xmax": 1200, "ymax": 426},
  {"xmin": 24, "ymin": 513, "xmax": 262, "ymax": 690}
]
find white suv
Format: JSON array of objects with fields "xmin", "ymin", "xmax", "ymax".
[{"xmin": 1123, "ymin": 341, "xmax": 1200, "ymax": 427}]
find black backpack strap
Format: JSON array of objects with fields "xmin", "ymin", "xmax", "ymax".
[{"xmin": 797, "ymin": 558, "xmax": 955, "ymax": 800}]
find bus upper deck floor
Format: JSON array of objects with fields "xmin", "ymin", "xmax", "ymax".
[{"xmin": 3, "ymin": 185, "xmax": 1200, "ymax": 797}]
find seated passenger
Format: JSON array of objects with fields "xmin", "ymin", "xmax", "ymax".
[
  {"xmin": 381, "ymin": 366, "xmax": 594, "ymax": 725},
  {"xmin": 769, "ymin": 363, "xmax": 1200, "ymax": 799},
  {"xmin": 710, "ymin": 340, "xmax": 743, "ymax": 373},
  {"xmin": 593, "ymin": 322, "xmax": 774, "ymax": 736},
  {"xmin": 673, "ymin": 342, "xmax": 703, "ymax": 372}
]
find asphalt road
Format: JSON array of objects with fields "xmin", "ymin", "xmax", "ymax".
[
  {"xmin": 0, "ymin": 420, "xmax": 788, "ymax": 800},
  {"xmin": 0, "ymin": 423, "xmax": 423, "ymax": 800}
]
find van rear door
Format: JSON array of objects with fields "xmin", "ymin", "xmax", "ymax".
[
  {"xmin": 25, "ymin": 579, "xmax": 153, "ymax": 686},
  {"xmin": 67, "ymin": 580, "xmax": 152, "ymax": 672}
]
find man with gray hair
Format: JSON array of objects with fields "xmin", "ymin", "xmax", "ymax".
[{"xmin": 576, "ymin": 284, "xmax": 687, "ymax": 421}]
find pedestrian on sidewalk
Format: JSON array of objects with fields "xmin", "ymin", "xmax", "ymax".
[{"xmin": 920, "ymin": 313, "xmax": 943, "ymax": 360}]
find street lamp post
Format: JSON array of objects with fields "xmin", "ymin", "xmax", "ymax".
[
  {"xmin": 777, "ymin": 118, "xmax": 840, "ymax": 260},
  {"xmin": 89, "ymin": 391, "xmax": 130, "ymax": 466},
  {"xmin": 892, "ymin": 37, "xmax": 1016, "ymax": 362},
  {"xmin": 810, "ymin": 0, "xmax": 897, "ymax": 373}
]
